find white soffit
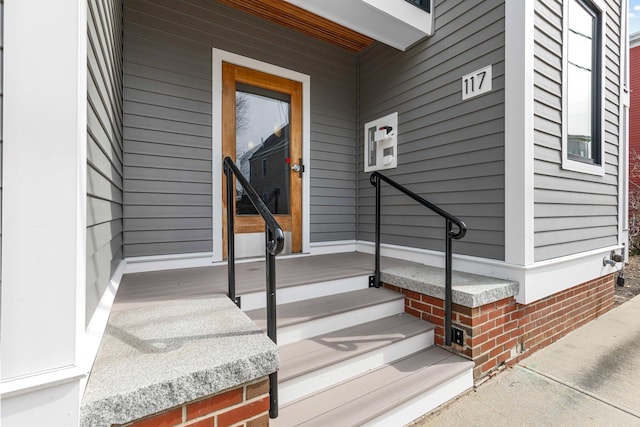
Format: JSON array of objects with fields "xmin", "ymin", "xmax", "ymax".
[{"xmin": 284, "ymin": 0, "xmax": 433, "ymax": 51}]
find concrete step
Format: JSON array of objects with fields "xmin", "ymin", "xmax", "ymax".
[
  {"xmin": 245, "ymin": 288, "xmax": 404, "ymax": 345},
  {"xmin": 278, "ymin": 313, "xmax": 435, "ymax": 405},
  {"xmin": 273, "ymin": 347, "xmax": 474, "ymax": 427}
]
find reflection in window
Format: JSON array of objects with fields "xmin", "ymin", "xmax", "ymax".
[
  {"xmin": 566, "ymin": 0, "xmax": 601, "ymax": 165},
  {"xmin": 235, "ymin": 85, "xmax": 291, "ymax": 215}
]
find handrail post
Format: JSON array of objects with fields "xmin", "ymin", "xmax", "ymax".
[
  {"xmin": 445, "ymin": 220, "xmax": 453, "ymax": 346},
  {"xmin": 374, "ymin": 175, "xmax": 381, "ymax": 288},
  {"xmin": 266, "ymin": 227, "xmax": 278, "ymax": 418},
  {"xmin": 225, "ymin": 163, "xmax": 238, "ymax": 307},
  {"xmin": 223, "ymin": 157, "xmax": 283, "ymax": 419},
  {"xmin": 265, "ymin": 228, "xmax": 278, "ymax": 344}
]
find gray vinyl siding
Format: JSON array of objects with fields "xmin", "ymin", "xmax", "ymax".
[
  {"xmin": 357, "ymin": 0, "xmax": 506, "ymax": 260},
  {"xmin": 533, "ymin": 0, "xmax": 621, "ymax": 261},
  {"xmin": 122, "ymin": 0, "xmax": 358, "ymax": 257},
  {"xmin": 87, "ymin": 0, "xmax": 123, "ymax": 325}
]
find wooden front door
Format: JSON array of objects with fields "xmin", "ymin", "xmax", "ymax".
[{"xmin": 222, "ymin": 62, "xmax": 303, "ymax": 257}]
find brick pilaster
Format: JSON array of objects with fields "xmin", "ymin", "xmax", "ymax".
[{"xmin": 386, "ymin": 274, "xmax": 615, "ymax": 379}]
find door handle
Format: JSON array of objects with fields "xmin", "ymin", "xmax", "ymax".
[{"xmin": 291, "ymin": 158, "xmax": 304, "ymax": 177}]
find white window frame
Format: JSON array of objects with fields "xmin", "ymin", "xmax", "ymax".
[{"xmin": 561, "ymin": 0, "xmax": 606, "ymax": 176}]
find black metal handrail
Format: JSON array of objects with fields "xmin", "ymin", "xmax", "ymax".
[
  {"xmin": 223, "ymin": 156, "xmax": 284, "ymax": 419},
  {"xmin": 370, "ymin": 171, "xmax": 467, "ymax": 346}
]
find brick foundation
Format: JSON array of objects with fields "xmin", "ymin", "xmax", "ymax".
[
  {"xmin": 386, "ymin": 273, "xmax": 615, "ymax": 379},
  {"xmin": 118, "ymin": 377, "xmax": 270, "ymax": 427}
]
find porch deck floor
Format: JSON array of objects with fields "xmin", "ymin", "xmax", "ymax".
[
  {"xmin": 115, "ymin": 251, "xmax": 519, "ymax": 311},
  {"xmin": 114, "ymin": 252, "xmax": 377, "ymax": 311}
]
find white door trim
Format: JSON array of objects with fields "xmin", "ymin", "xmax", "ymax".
[{"xmin": 211, "ymin": 49, "xmax": 311, "ymax": 261}]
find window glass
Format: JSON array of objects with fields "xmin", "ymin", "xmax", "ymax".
[
  {"xmin": 405, "ymin": 0, "xmax": 430, "ymax": 13},
  {"xmin": 566, "ymin": 0, "xmax": 600, "ymax": 165}
]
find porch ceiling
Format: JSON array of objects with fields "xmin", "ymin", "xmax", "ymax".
[{"xmin": 216, "ymin": 0, "xmax": 375, "ymax": 52}]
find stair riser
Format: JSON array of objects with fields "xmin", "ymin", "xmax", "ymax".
[
  {"xmin": 279, "ymin": 330, "xmax": 435, "ymax": 405},
  {"xmin": 277, "ymin": 299, "xmax": 405, "ymax": 346},
  {"xmin": 362, "ymin": 369, "xmax": 474, "ymax": 427},
  {"xmin": 239, "ymin": 275, "xmax": 370, "ymax": 311}
]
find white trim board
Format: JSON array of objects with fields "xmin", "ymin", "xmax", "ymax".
[
  {"xmin": 309, "ymin": 240, "xmax": 358, "ymax": 255},
  {"xmin": 504, "ymin": 0, "xmax": 534, "ymax": 266},
  {"xmin": 284, "ymin": 0, "xmax": 433, "ymax": 51},
  {"xmin": 122, "ymin": 241, "xmax": 357, "ymax": 274},
  {"xmin": 124, "ymin": 251, "xmax": 215, "ymax": 274},
  {"xmin": 1, "ymin": 8, "xmax": 88, "ymax": 426},
  {"xmin": 81, "ymin": 260, "xmax": 126, "ymax": 391},
  {"xmin": 211, "ymin": 48, "xmax": 311, "ymax": 262},
  {"xmin": 0, "ymin": 367, "xmax": 86, "ymax": 399},
  {"xmin": 2, "ymin": 0, "xmax": 87, "ymax": 391}
]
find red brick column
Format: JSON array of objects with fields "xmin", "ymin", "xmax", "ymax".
[
  {"xmin": 118, "ymin": 377, "xmax": 270, "ymax": 427},
  {"xmin": 386, "ymin": 273, "xmax": 614, "ymax": 379}
]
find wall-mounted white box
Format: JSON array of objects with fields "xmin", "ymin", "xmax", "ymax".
[{"xmin": 364, "ymin": 112, "xmax": 398, "ymax": 172}]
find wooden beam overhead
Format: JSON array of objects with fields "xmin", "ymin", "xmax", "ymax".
[{"xmin": 216, "ymin": 0, "xmax": 375, "ymax": 52}]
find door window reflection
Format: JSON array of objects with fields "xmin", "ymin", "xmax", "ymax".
[{"xmin": 235, "ymin": 84, "xmax": 291, "ymax": 215}]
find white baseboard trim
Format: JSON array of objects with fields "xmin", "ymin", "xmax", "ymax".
[
  {"xmin": 123, "ymin": 252, "xmax": 215, "ymax": 274},
  {"xmin": 309, "ymin": 240, "xmax": 358, "ymax": 255},
  {"xmin": 80, "ymin": 259, "xmax": 126, "ymax": 393},
  {"xmin": 521, "ymin": 246, "xmax": 622, "ymax": 303},
  {"xmin": 357, "ymin": 240, "xmax": 520, "ymax": 279},
  {"xmin": 123, "ymin": 242, "xmax": 359, "ymax": 274},
  {"xmin": 0, "ymin": 366, "xmax": 86, "ymax": 399},
  {"xmin": 356, "ymin": 241, "xmax": 622, "ymax": 304}
]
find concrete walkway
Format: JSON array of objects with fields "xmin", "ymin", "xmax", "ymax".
[{"xmin": 409, "ymin": 294, "xmax": 640, "ymax": 426}]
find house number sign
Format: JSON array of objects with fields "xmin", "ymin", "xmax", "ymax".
[{"xmin": 461, "ymin": 65, "xmax": 492, "ymax": 100}]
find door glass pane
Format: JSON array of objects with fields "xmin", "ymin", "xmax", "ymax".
[{"xmin": 235, "ymin": 84, "xmax": 291, "ymax": 215}]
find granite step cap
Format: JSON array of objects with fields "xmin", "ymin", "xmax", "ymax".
[
  {"xmin": 380, "ymin": 263, "xmax": 519, "ymax": 308},
  {"xmin": 80, "ymin": 295, "xmax": 278, "ymax": 427}
]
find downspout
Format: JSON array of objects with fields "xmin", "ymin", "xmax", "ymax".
[
  {"xmin": 620, "ymin": 0, "xmax": 630, "ymax": 261},
  {"xmin": 356, "ymin": 53, "xmax": 361, "ymax": 241}
]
